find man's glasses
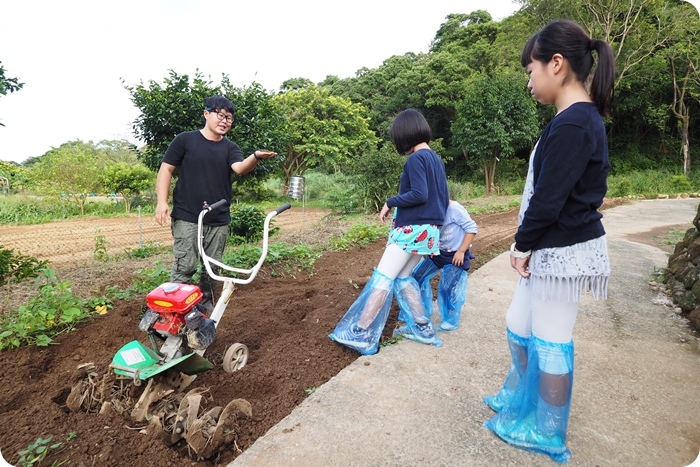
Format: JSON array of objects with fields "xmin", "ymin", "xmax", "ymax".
[{"xmin": 210, "ymin": 111, "xmax": 233, "ymax": 123}]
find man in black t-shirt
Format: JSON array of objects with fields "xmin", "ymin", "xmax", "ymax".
[{"xmin": 155, "ymin": 96, "xmax": 277, "ymax": 310}]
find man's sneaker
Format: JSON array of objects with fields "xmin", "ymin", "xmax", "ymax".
[{"xmin": 330, "ymin": 326, "xmax": 371, "ymax": 349}]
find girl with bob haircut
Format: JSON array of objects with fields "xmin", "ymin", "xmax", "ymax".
[{"xmin": 329, "ymin": 109, "xmax": 449, "ymax": 354}]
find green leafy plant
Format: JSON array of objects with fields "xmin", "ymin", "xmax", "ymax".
[
  {"xmin": 380, "ymin": 335, "xmax": 403, "ymax": 348},
  {"xmin": 221, "ymin": 242, "xmax": 322, "ymax": 276},
  {"xmin": 328, "ymin": 222, "xmax": 388, "ymax": 251},
  {"xmin": 93, "ymin": 233, "xmax": 109, "ymax": 262},
  {"xmin": 16, "ymin": 436, "xmax": 63, "ymax": 466},
  {"xmin": 0, "ymin": 268, "xmax": 111, "ymax": 350},
  {"xmin": 228, "ymin": 204, "xmax": 280, "ymax": 244},
  {"xmin": 105, "ymin": 261, "xmax": 172, "ymax": 301},
  {"xmin": 120, "ymin": 242, "xmax": 168, "ymax": 259},
  {"xmin": 0, "ymin": 246, "xmax": 49, "ymax": 286},
  {"xmin": 16, "ymin": 431, "xmax": 75, "ymax": 467},
  {"xmin": 669, "ymin": 175, "xmax": 692, "ymax": 192}
]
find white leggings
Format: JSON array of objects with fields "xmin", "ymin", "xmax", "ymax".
[
  {"xmin": 376, "ymin": 243, "xmax": 424, "ymax": 283},
  {"xmin": 505, "ymin": 279, "xmax": 579, "ymax": 344}
]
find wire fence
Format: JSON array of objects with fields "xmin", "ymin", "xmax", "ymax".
[{"xmin": 0, "ymin": 207, "xmax": 173, "ymax": 266}]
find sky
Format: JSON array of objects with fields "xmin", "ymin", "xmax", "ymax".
[
  {"xmin": 1, "ymin": 1, "xmax": 698, "ymax": 164},
  {"xmin": 0, "ymin": 0, "xmax": 524, "ymax": 163}
]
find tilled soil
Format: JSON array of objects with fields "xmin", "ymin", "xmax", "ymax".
[{"xmin": 0, "ymin": 201, "xmax": 626, "ymax": 466}]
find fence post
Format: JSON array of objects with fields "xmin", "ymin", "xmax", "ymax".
[{"xmin": 138, "ymin": 206, "xmax": 143, "ymax": 248}]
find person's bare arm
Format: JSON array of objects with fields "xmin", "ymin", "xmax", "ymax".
[
  {"xmin": 155, "ymin": 162, "xmax": 176, "ymax": 226},
  {"xmin": 231, "ymin": 150, "xmax": 278, "ymax": 175},
  {"xmin": 452, "ymin": 232, "xmax": 476, "ymax": 267}
]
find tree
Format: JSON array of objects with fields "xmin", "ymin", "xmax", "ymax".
[
  {"xmin": 97, "ymin": 139, "xmax": 140, "ymax": 164},
  {"xmin": 451, "ymin": 73, "xmax": 539, "ymax": 194},
  {"xmin": 31, "ymin": 141, "xmax": 107, "ymax": 214},
  {"xmin": 0, "ymin": 160, "xmax": 30, "ymax": 194},
  {"xmin": 429, "ymin": 11, "xmax": 497, "ymax": 53},
  {"xmin": 348, "ymin": 145, "xmax": 405, "ymax": 212},
  {"xmin": 663, "ymin": 2, "xmax": 700, "ymax": 175},
  {"xmin": 0, "ymin": 61, "xmax": 24, "ymax": 128},
  {"xmin": 101, "ymin": 162, "xmax": 154, "ymax": 213},
  {"xmin": 223, "ymin": 79, "xmax": 288, "ymax": 195},
  {"xmin": 272, "ymin": 87, "xmax": 379, "ymax": 192},
  {"xmin": 279, "ymin": 77, "xmax": 315, "ymax": 92},
  {"xmin": 324, "ymin": 53, "xmax": 426, "ymax": 140},
  {"xmin": 124, "ymin": 70, "xmax": 222, "ymax": 171},
  {"xmin": 125, "ymin": 72, "xmax": 287, "ymax": 199},
  {"xmin": 518, "ymin": 0, "xmax": 678, "ymax": 90}
]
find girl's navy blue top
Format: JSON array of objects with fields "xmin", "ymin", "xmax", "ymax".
[
  {"xmin": 386, "ymin": 148, "xmax": 449, "ymax": 228},
  {"xmin": 515, "ymin": 102, "xmax": 609, "ymax": 252}
]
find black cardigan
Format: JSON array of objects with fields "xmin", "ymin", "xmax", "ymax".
[{"xmin": 514, "ymin": 102, "xmax": 609, "ymax": 252}]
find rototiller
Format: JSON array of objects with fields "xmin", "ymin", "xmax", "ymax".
[{"xmin": 67, "ymin": 199, "xmax": 291, "ymax": 459}]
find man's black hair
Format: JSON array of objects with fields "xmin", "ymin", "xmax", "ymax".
[{"xmin": 204, "ymin": 96, "xmax": 235, "ymax": 114}]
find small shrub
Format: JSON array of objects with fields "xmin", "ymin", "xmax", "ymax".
[
  {"xmin": 16, "ymin": 435, "xmax": 63, "ymax": 466},
  {"xmin": 348, "ymin": 147, "xmax": 404, "ymax": 213},
  {"xmin": 608, "ymin": 176, "xmax": 632, "ymax": 197},
  {"xmin": 121, "ymin": 242, "xmax": 168, "ymax": 259},
  {"xmin": 93, "ymin": 233, "xmax": 109, "ymax": 262},
  {"xmin": 229, "ymin": 204, "xmax": 279, "ymax": 243},
  {"xmin": 328, "ymin": 222, "xmax": 388, "ymax": 251},
  {"xmin": 0, "ymin": 268, "xmax": 111, "ymax": 350},
  {"xmin": 0, "ymin": 246, "xmax": 49, "ymax": 286},
  {"xmin": 669, "ymin": 175, "xmax": 692, "ymax": 193},
  {"xmin": 16, "ymin": 431, "xmax": 76, "ymax": 467}
]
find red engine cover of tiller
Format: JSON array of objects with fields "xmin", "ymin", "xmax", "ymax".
[{"xmin": 147, "ymin": 282, "xmax": 203, "ymax": 314}]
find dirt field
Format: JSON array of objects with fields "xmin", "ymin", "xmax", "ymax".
[{"xmin": 0, "ymin": 200, "xmax": 629, "ymax": 466}]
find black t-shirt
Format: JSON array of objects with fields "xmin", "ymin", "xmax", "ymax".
[{"xmin": 163, "ymin": 130, "xmax": 244, "ymax": 225}]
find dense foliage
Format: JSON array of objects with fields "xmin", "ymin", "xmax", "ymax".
[{"xmin": 2, "ymin": 1, "xmax": 699, "ymax": 208}]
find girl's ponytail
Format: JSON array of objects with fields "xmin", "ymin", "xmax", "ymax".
[
  {"xmin": 521, "ymin": 20, "xmax": 616, "ymax": 117},
  {"xmin": 589, "ymin": 39, "xmax": 615, "ymax": 117}
]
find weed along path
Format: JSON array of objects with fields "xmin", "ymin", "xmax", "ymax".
[{"xmin": 0, "ymin": 201, "xmax": 634, "ymax": 466}]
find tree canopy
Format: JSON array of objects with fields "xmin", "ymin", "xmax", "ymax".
[
  {"xmin": 6, "ymin": 2, "xmax": 700, "ymax": 199},
  {"xmin": 272, "ymin": 87, "xmax": 378, "ymax": 191},
  {"xmin": 452, "ymin": 72, "xmax": 539, "ymax": 193},
  {"xmin": 0, "ymin": 61, "xmax": 23, "ymax": 128}
]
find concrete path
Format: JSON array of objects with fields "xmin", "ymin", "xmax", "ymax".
[{"xmin": 230, "ymin": 198, "xmax": 700, "ymax": 467}]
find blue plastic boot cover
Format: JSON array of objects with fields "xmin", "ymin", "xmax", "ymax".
[
  {"xmin": 484, "ymin": 335, "xmax": 573, "ymax": 463},
  {"xmin": 410, "ymin": 259, "xmax": 439, "ymax": 321},
  {"xmin": 393, "ymin": 276, "xmax": 442, "ymax": 347},
  {"xmin": 328, "ymin": 269, "xmax": 394, "ymax": 355},
  {"xmin": 483, "ymin": 328, "xmax": 529, "ymax": 412},
  {"xmin": 436, "ymin": 264, "xmax": 468, "ymax": 330}
]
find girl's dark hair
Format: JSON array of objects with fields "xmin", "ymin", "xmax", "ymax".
[
  {"xmin": 390, "ymin": 109, "xmax": 432, "ymax": 154},
  {"xmin": 520, "ymin": 20, "xmax": 615, "ymax": 117},
  {"xmin": 204, "ymin": 96, "xmax": 235, "ymax": 114}
]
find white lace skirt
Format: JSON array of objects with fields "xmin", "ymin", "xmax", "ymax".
[{"xmin": 526, "ymin": 235, "xmax": 610, "ymax": 303}]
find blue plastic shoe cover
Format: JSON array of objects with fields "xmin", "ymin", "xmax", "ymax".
[
  {"xmin": 411, "ymin": 259, "xmax": 439, "ymax": 320},
  {"xmin": 483, "ymin": 329, "xmax": 529, "ymax": 412},
  {"xmin": 329, "ymin": 269, "xmax": 394, "ymax": 355},
  {"xmin": 393, "ymin": 277, "xmax": 443, "ymax": 347},
  {"xmin": 484, "ymin": 335, "xmax": 573, "ymax": 463},
  {"xmin": 393, "ymin": 321, "xmax": 443, "ymax": 347},
  {"xmin": 436, "ymin": 264, "xmax": 468, "ymax": 330}
]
